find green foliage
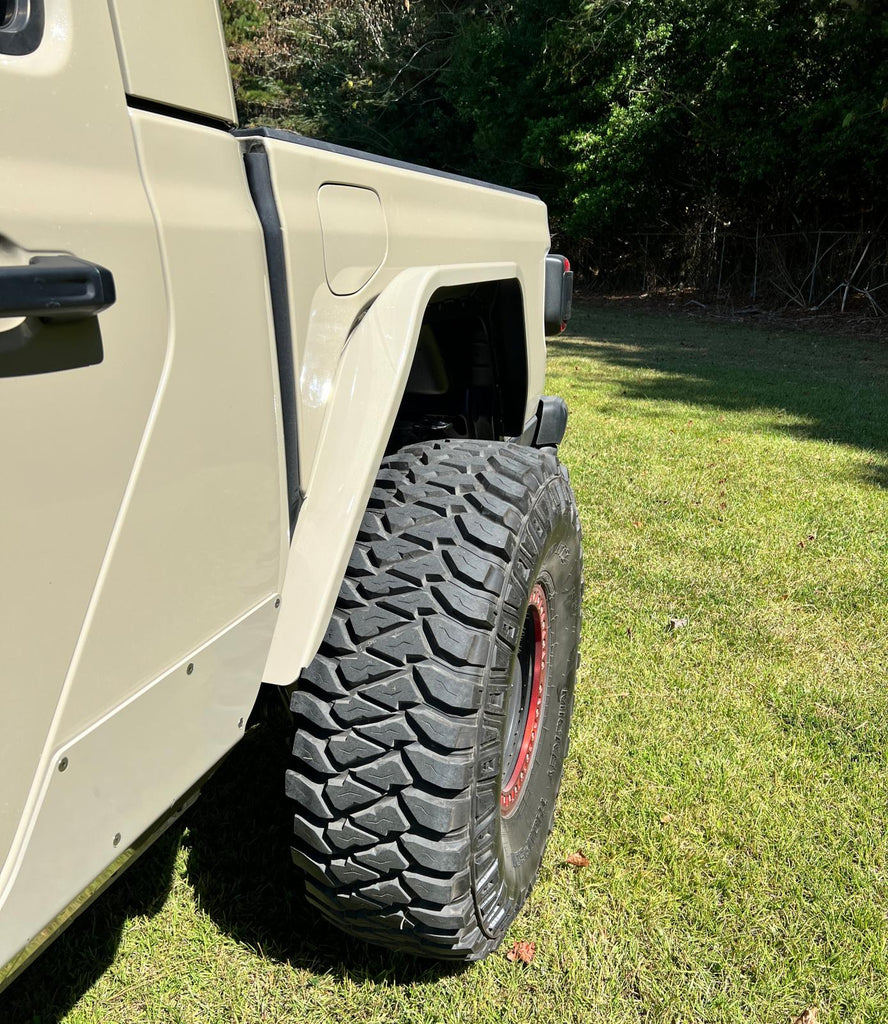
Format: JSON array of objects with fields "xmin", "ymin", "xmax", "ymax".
[
  {"xmin": 437, "ymin": 0, "xmax": 888, "ymax": 239},
  {"xmin": 220, "ymin": 0, "xmax": 888, "ymax": 274},
  {"xmin": 219, "ymin": 0, "xmax": 462, "ymax": 149}
]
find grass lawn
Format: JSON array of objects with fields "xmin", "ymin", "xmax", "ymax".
[{"xmin": 3, "ymin": 302, "xmax": 888, "ymax": 1023}]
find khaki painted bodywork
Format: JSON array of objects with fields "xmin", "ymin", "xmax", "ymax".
[
  {"xmin": 254, "ymin": 135, "xmax": 550, "ymax": 684},
  {"xmin": 0, "ymin": 1, "xmax": 286, "ymax": 983},
  {"xmin": 318, "ymin": 184, "xmax": 388, "ymax": 295},
  {"xmin": 0, "ymin": 0, "xmax": 172, "ymax": 904},
  {"xmin": 0, "ymin": 598, "xmax": 279, "ymax": 979},
  {"xmin": 264, "ymin": 259, "xmax": 530, "ymax": 687},
  {"xmin": 54, "ymin": 110, "xmax": 288, "ymax": 744},
  {"xmin": 0, "ymin": 0, "xmax": 552, "ymax": 990},
  {"xmin": 108, "ymin": 0, "xmax": 237, "ymax": 124}
]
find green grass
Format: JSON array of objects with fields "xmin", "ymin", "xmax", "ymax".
[{"xmin": 3, "ymin": 303, "xmax": 888, "ymax": 1023}]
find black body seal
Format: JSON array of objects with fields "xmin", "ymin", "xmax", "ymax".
[
  {"xmin": 126, "ymin": 95, "xmax": 235, "ymax": 132},
  {"xmin": 242, "ymin": 143, "xmax": 303, "ymax": 532}
]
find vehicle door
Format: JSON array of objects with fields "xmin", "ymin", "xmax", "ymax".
[{"xmin": 0, "ymin": 0, "xmax": 169, "ymax": 892}]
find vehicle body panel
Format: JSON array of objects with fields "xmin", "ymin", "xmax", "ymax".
[
  {"xmin": 263, "ymin": 261, "xmax": 524, "ymax": 685},
  {"xmin": 107, "ymin": 0, "xmax": 237, "ymax": 123},
  {"xmin": 247, "ymin": 131, "xmax": 550, "ymax": 495},
  {"xmin": 0, "ymin": 596, "xmax": 278, "ymax": 981},
  {"xmin": 244, "ymin": 133, "xmax": 550, "ymax": 682},
  {"xmin": 1, "ymin": 3, "xmax": 286, "ymax": 977},
  {"xmin": 54, "ymin": 110, "xmax": 288, "ymax": 743},
  {"xmin": 0, "ymin": 0, "xmax": 171, "ymax": 897},
  {"xmin": 0, "ymin": 0, "xmax": 555, "ymax": 990}
]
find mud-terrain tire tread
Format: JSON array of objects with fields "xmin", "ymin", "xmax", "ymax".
[{"xmin": 287, "ymin": 438, "xmax": 582, "ymax": 959}]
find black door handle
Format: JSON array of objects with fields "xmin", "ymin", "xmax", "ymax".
[{"xmin": 0, "ymin": 255, "xmax": 115, "ymax": 321}]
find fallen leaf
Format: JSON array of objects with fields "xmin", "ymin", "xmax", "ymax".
[
  {"xmin": 659, "ymin": 813, "xmax": 674, "ymax": 824},
  {"xmin": 667, "ymin": 617, "xmax": 688, "ymax": 631},
  {"xmin": 632, "ymin": 520, "xmax": 642, "ymax": 528},
  {"xmin": 793, "ymin": 1008, "xmax": 818, "ymax": 1024},
  {"xmin": 566, "ymin": 852, "xmax": 590, "ymax": 867},
  {"xmin": 506, "ymin": 940, "xmax": 536, "ymax": 964}
]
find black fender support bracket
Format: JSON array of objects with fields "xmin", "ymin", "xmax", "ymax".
[{"xmin": 516, "ymin": 395, "xmax": 569, "ymax": 449}]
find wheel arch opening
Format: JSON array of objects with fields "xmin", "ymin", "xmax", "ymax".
[{"xmin": 387, "ymin": 278, "xmax": 528, "ymax": 452}]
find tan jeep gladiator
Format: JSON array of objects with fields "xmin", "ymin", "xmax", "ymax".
[{"xmin": 0, "ymin": 0, "xmax": 580, "ymax": 988}]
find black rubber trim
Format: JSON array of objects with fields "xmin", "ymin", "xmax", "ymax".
[
  {"xmin": 532, "ymin": 396, "xmax": 568, "ymax": 447},
  {"xmin": 514, "ymin": 396, "xmax": 569, "ymax": 448},
  {"xmin": 234, "ymin": 128, "xmax": 540, "ymax": 201},
  {"xmin": 242, "ymin": 143, "xmax": 303, "ymax": 532},
  {"xmin": 126, "ymin": 95, "xmax": 235, "ymax": 132},
  {"xmin": 0, "ymin": 0, "xmax": 44, "ymax": 55}
]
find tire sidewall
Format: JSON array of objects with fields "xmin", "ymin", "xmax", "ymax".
[{"xmin": 472, "ymin": 464, "xmax": 583, "ymax": 936}]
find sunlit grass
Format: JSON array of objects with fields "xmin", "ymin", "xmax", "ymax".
[{"xmin": 3, "ymin": 304, "xmax": 888, "ymax": 1023}]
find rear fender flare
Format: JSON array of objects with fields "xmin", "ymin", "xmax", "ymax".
[{"xmin": 263, "ymin": 262, "xmax": 522, "ymax": 685}]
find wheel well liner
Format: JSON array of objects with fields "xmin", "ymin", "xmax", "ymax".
[{"xmin": 389, "ymin": 278, "xmax": 528, "ymax": 450}]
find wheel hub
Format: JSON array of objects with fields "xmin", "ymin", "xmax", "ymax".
[{"xmin": 500, "ymin": 584, "xmax": 549, "ymax": 816}]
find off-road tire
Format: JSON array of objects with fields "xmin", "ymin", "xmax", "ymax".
[{"xmin": 286, "ymin": 439, "xmax": 582, "ymax": 959}]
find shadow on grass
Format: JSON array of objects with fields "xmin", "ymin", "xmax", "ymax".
[
  {"xmin": 182, "ymin": 717, "xmax": 465, "ymax": 987},
  {"xmin": 0, "ymin": 827, "xmax": 181, "ymax": 1024},
  {"xmin": 0, "ymin": 719, "xmax": 459, "ymax": 1023},
  {"xmin": 554, "ymin": 306, "xmax": 888, "ymax": 485}
]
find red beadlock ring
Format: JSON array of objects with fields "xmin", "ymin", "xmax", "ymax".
[{"xmin": 500, "ymin": 584, "xmax": 549, "ymax": 816}]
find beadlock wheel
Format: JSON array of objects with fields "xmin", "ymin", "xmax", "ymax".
[
  {"xmin": 500, "ymin": 583, "xmax": 548, "ymax": 817},
  {"xmin": 285, "ymin": 438, "xmax": 583, "ymax": 960}
]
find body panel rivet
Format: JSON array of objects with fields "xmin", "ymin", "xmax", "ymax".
[
  {"xmin": 57, "ymin": 757, "xmax": 68, "ymax": 773},
  {"xmin": 186, "ymin": 663, "xmax": 194, "ymax": 675},
  {"xmin": 112, "ymin": 833, "xmax": 121, "ymax": 847}
]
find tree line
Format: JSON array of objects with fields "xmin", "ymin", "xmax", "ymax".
[{"xmin": 222, "ymin": 0, "xmax": 887, "ymax": 303}]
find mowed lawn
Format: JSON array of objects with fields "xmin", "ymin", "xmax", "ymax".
[{"xmin": 3, "ymin": 303, "xmax": 888, "ymax": 1023}]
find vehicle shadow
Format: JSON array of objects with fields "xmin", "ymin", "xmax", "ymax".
[
  {"xmin": 0, "ymin": 715, "xmax": 462, "ymax": 1022},
  {"xmin": 182, "ymin": 715, "xmax": 466, "ymax": 987},
  {"xmin": 0, "ymin": 827, "xmax": 181, "ymax": 1024},
  {"xmin": 552, "ymin": 305, "xmax": 888, "ymax": 486}
]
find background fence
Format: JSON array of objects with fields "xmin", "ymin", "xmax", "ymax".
[{"xmin": 576, "ymin": 228, "xmax": 888, "ymax": 317}]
